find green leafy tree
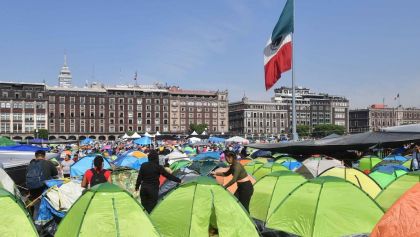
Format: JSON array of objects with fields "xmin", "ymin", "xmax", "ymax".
[
  {"xmin": 189, "ymin": 124, "xmax": 208, "ymax": 134},
  {"xmin": 312, "ymin": 124, "xmax": 345, "ymax": 138},
  {"xmin": 296, "ymin": 125, "xmax": 311, "ymax": 137},
  {"xmin": 126, "ymin": 131, "xmax": 135, "ymax": 136},
  {"xmin": 34, "ymin": 129, "xmax": 48, "ymax": 139}
]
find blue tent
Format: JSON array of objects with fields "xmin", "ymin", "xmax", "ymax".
[
  {"xmin": 0, "ymin": 145, "xmax": 49, "ymax": 152},
  {"xmin": 251, "ymin": 150, "xmax": 272, "ymax": 158},
  {"xmin": 134, "ymin": 137, "xmax": 152, "ymax": 146},
  {"xmin": 383, "ymin": 154, "xmax": 407, "ymax": 162},
  {"xmin": 209, "ymin": 137, "xmax": 225, "ymax": 143},
  {"xmin": 191, "ymin": 151, "xmax": 221, "ymax": 161},
  {"xmin": 80, "ymin": 138, "xmax": 94, "ymax": 145},
  {"xmin": 70, "ymin": 155, "xmax": 112, "ymax": 177},
  {"xmin": 281, "ymin": 160, "xmax": 302, "ymax": 171},
  {"xmin": 372, "ymin": 164, "xmax": 409, "ymax": 174},
  {"xmin": 113, "ymin": 155, "xmax": 148, "ymax": 170}
]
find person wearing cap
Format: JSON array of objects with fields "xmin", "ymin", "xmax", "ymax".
[{"xmin": 135, "ymin": 150, "xmax": 181, "ymax": 213}]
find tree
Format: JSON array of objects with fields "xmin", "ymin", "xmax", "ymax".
[
  {"xmin": 34, "ymin": 129, "xmax": 48, "ymax": 139},
  {"xmin": 296, "ymin": 125, "xmax": 311, "ymax": 137},
  {"xmin": 312, "ymin": 124, "xmax": 345, "ymax": 138},
  {"xmin": 126, "ymin": 131, "xmax": 135, "ymax": 136},
  {"xmin": 189, "ymin": 124, "xmax": 208, "ymax": 135}
]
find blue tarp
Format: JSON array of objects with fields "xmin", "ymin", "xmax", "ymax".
[
  {"xmin": 209, "ymin": 137, "xmax": 226, "ymax": 143},
  {"xmin": 383, "ymin": 155, "xmax": 407, "ymax": 162},
  {"xmin": 134, "ymin": 137, "xmax": 152, "ymax": 145},
  {"xmin": 70, "ymin": 155, "xmax": 112, "ymax": 177},
  {"xmin": 113, "ymin": 156, "xmax": 148, "ymax": 170},
  {"xmin": 80, "ymin": 138, "xmax": 94, "ymax": 145},
  {"xmin": 0, "ymin": 145, "xmax": 49, "ymax": 151},
  {"xmin": 191, "ymin": 152, "xmax": 221, "ymax": 161}
]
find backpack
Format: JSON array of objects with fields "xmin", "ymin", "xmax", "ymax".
[
  {"xmin": 89, "ymin": 168, "xmax": 107, "ymax": 187},
  {"xmin": 26, "ymin": 160, "xmax": 46, "ymax": 190}
]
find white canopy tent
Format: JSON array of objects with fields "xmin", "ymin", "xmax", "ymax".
[
  {"xmin": 226, "ymin": 136, "xmax": 249, "ymax": 144},
  {"xmin": 144, "ymin": 132, "xmax": 152, "ymax": 137},
  {"xmin": 190, "ymin": 131, "xmax": 198, "ymax": 136},
  {"xmin": 130, "ymin": 132, "xmax": 141, "ymax": 139},
  {"xmin": 165, "ymin": 150, "xmax": 189, "ymax": 164},
  {"xmin": 122, "ymin": 133, "xmax": 130, "ymax": 139},
  {"xmin": 201, "ymin": 131, "xmax": 207, "ymax": 135},
  {"xmin": 188, "ymin": 137, "xmax": 201, "ymax": 144},
  {"xmin": 155, "ymin": 131, "xmax": 161, "ymax": 136}
]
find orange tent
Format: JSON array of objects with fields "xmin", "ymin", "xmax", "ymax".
[
  {"xmin": 371, "ymin": 183, "xmax": 420, "ymax": 237},
  {"xmin": 214, "ymin": 167, "xmax": 256, "ymax": 194}
]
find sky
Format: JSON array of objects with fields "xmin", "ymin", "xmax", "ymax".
[{"xmin": 0, "ymin": 0, "xmax": 419, "ymax": 108}]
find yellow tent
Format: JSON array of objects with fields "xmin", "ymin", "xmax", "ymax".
[{"xmin": 319, "ymin": 167, "xmax": 382, "ymax": 198}]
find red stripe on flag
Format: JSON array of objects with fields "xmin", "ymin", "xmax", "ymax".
[{"xmin": 264, "ymin": 41, "xmax": 292, "ymax": 90}]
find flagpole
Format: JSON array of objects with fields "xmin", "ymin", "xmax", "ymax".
[{"xmin": 291, "ymin": 0, "xmax": 298, "ymax": 141}]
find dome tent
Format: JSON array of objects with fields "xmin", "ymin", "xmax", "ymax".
[
  {"xmin": 252, "ymin": 162, "xmax": 288, "ymax": 181},
  {"xmin": 244, "ymin": 161, "xmax": 265, "ymax": 175},
  {"xmin": 319, "ymin": 167, "xmax": 382, "ymax": 198},
  {"xmin": 296, "ymin": 157, "xmax": 343, "ymax": 179},
  {"xmin": 369, "ymin": 167, "xmax": 407, "ymax": 188},
  {"xmin": 151, "ymin": 177, "xmax": 259, "ymax": 237},
  {"xmin": 250, "ymin": 171, "xmax": 306, "ymax": 223},
  {"xmin": 371, "ymin": 183, "xmax": 420, "ymax": 237},
  {"xmin": 375, "ymin": 171, "xmax": 420, "ymax": 210},
  {"xmin": 265, "ymin": 176, "xmax": 384, "ymax": 237},
  {"xmin": 358, "ymin": 155, "xmax": 382, "ymax": 172},
  {"xmin": 55, "ymin": 183, "xmax": 159, "ymax": 237},
  {"xmin": 0, "ymin": 188, "xmax": 38, "ymax": 236}
]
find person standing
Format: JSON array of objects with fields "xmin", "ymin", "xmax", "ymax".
[
  {"xmin": 212, "ymin": 151, "xmax": 253, "ymax": 212},
  {"xmin": 135, "ymin": 150, "xmax": 181, "ymax": 213},
  {"xmin": 26, "ymin": 150, "xmax": 59, "ymax": 217},
  {"xmin": 81, "ymin": 156, "xmax": 112, "ymax": 188},
  {"xmin": 412, "ymin": 145, "xmax": 420, "ymax": 171},
  {"xmin": 61, "ymin": 154, "xmax": 74, "ymax": 178}
]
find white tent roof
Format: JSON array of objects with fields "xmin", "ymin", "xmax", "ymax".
[
  {"xmin": 122, "ymin": 133, "xmax": 130, "ymax": 139},
  {"xmin": 191, "ymin": 131, "xmax": 198, "ymax": 136},
  {"xmin": 226, "ymin": 136, "xmax": 249, "ymax": 144},
  {"xmin": 188, "ymin": 137, "xmax": 201, "ymax": 143},
  {"xmin": 130, "ymin": 132, "xmax": 141, "ymax": 138},
  {"xmin": 165, "ymin": 150, "xmax": 188, "ymax": 160},
  {"xmin": 155, "ymin": 131, "xmax": 161, "ymax": 136},
  {"xmin": 0, "ymin": 168, "xmax": 16, "ymax": 196},
  {"xmin": 297, "ymin": 158, "xmax": 343, "ymax": 178},
  {"xmin": 201, "ymin": 131, "xmax": 207, "ymax": 135},
  {"xmin": 144, "ymin": 132, "xmax": 152, "ymax": 137}
]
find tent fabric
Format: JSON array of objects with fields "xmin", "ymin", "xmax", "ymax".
[
  {"xmin": 275, "ymin": 157, "xmax": 302, "ymax": 171},
  {"xmin": 0, "ymin": 145, "xmax": 49, "ymax": 152},
  {"xmin": 165, "ymin": 150, "xmax": 188, "ymax": 161},
  {"xmin": 375, "ymin": 171, "xmax": 420, "ymax": 210},
  {"xmin": 358, "ymin": 156, "xmax": 382, "ymax": 172},
  {"xmin": 381, "ymin": 123, "xmax": 420, "ymax": 133},
  {"xmin": 169, "ymin": 160, "xmax": 191, "ymax": 172},
  {"xmin": 296, "ymin": 157, "xmax": 343, "ymax": 179},
  {"xmin": 122, "ymin": 133, "xmax": 130, "ymax": 139},
  {"xmin": 188, "ymin": 160, "xmax": 226, "ymax": 176},
  {"xmin": 70, "ymin": 155, "xmax": 112, "ymax": 177},
  {"xmin": 0, "ymin": 136, "xmax": 16, "ymax": 146},
  {"xmin": 130, "ymin": 132, "xmax": 141, "ymax": 138},
  {"xmin": 244, "ymin": 161, "xmax": 265, "ymax": 175},
  {"xmin": 0, "ymin": 168, "xmax": 19, "ymax": 196},
  {"xmin": 319, "ymin": 167, "xmax": 382, "ymax": 198},
  {"xmin": 369, "ymin": 169, "xmax": 407, "ymax": 188},
  {"xmin": 371, "ymin": 183, "xmax": 420, "ymax": 237},
  {"xmin": 247, "ymin": 131, "xmax": 420, "ymax": 156},
  {"xmin": 383, "ymin": 154, "xmax": 407, "ymax": 162},
  {"xmin": 188, "ymin": 137, "xmax": 201, "ymax": 144},
  {"xmin": 266, "ymin": 177, "xmax": 384, "ymax": 237},
  {"xmin": 191, "ymin": 152, "xmax": 220, "ymax": 161},
  {"xmin": 80, "ymin": 138, "xmax": 94, "ymax": 145},
  {"xmin": 151, "ymin": 177, "xmax": 259, "ymax": 237},
  {"xmin": 250, "ymin": 171, "xmax": 306, "ymax": 222},
  {"xmin": 403, "ymin": 158, "xmax": 412, "ymax": 170},
  {"xmin": 0, "ymin": 188, "xmax": 38, "ymax": 236},
  {"xmin": 158, "ymin": 168, "xmax": 200, "ymax": 198},
  {"xmin": 252, "ymin": 162, "xmax": 288, "ymax": 181},
  {"xmin": 208, "ymin": 137, "xmax": 225, "ymax": 143},
  {"xmin": 134, "ymin": 137, "xmax": 152, "ymax": 145},
  {"xmin": 226, "ymin": 136, "xmax": 249, "ymax": 144},
  {"xmin": 55, "ymin": 183, "xmax": 159, "ymax": 237},
  {"xmin": 250, "ymin": 150, "xmax": 272, "ymax": 158},
  {"xmin": 113, "ymin": 151, "xmax": 148, "ymax": 170},
  {"xmin": 190, "ymin": 131, "xmax": 198, "ymax": 136}
]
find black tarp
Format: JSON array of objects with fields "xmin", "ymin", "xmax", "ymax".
[{"xmin": 248, "ymin": 131, "xmax": 420, "ymax": 158}]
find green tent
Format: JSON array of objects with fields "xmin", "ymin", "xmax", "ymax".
[
  {"xmin": 252, "ymin": 162, "xmax": 288, "ymax": 181},
  {"xmin": 402, "ymin": 158, "xmax": 412, "ymax": 170},
  {"xmin": 0, "ymin": 136, "xmax": 16, "ymax": 146},
  {"xmin": 244, "ymin": 161, "xmax": 264, "ymax": 175},
  {"xmin": 250, "ymin": 171, "xmax": 306, "ymax": 223},
  {"xmin": 151, "ymin": 177, "xmax": 259, "ymax": 237},
  {"xmin": 358, "ymin": 156, "xmax": 382, "ymax": 172},
  {"xmin": 369, "ymin": 169, "xmax": 407, "ymax": 188},
  {"xmin": 0, "ymin": 188, "xmax": 38, "ymax": 236},
  {"xmin": 274, "ymin": 157, "xmax": 297, "ymax": 164},
  {"xmin": 375, "ymin": 171, "xmax": 420, "ymax": 210},
  {"xmin": 170, "ymin": 160, "xmax": 191, "ymax": 172},
  {"xmin": 266, "ymin": 176, "xmax": 384, "ymax": 237},
  {"xmin": 55, "ymin": 183, "xmax": 159, "ymax": 237}
]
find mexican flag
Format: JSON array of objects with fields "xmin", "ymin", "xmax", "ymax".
[{"xmin": 264, "ymin": 0, "xmax": 294, "ymax": 90}]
